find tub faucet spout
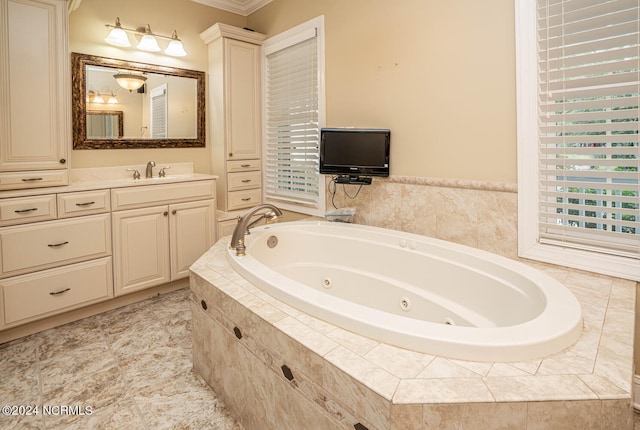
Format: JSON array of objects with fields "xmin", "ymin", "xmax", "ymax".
[{"xmin": 230, "ymin": 204, "xmax": 283, "ymax": 256}]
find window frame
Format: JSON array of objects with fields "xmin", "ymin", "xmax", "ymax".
[{"xmin": 515, "ymin": 0, "xmax": 640, "ymax": 281}]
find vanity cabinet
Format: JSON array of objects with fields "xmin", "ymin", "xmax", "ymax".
[
  {"xmin": 201, "ymin": 23, "xmax": 266, "ymax": 211},
  {"xmin": 111, "ymin": 180, "xmax": 216, "ymax": 296},
  {"xmin": 0, "ymin": 0, "xmax": 70, "ymax": 190}
]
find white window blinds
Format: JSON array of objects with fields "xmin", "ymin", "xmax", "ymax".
[
  {"xmin": 537, "ymin": 0, "xmax": 640, "ymax": 259},
  {"xmin": 263, "ymin": 25, "xmax": 323, "ymax": 213},
  {"xmin": 150, "ymin": 85, "xmax": 167, "ymax": 138}
]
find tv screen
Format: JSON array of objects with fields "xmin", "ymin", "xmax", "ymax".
[{"xmin": 319, "ymin": 128, "xmax": 390, "ymax": 178}]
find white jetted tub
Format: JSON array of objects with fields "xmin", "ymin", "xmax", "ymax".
[{"xmin": 226, "ymin": 221, "xmax": 583, "ymax": 362}]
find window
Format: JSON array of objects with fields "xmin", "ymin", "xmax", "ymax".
[
  {"xmin": 516, "ymin": 0, "xmax": 639, "ymax": 280},
  {"xmin": 262, "ymin": 16, "xmax": 326, "ymax": 216}
]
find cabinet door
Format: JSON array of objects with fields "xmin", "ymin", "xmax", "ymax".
[
  {"xmin": 225, "ymin": 39, "xmax": 261, "ymax": 160},
  {"xmin": 169, "ymin": 199, "xmax": 216, "ymax": 280},
  {"xmin": 0, "ymin": 0, "xmax": 69, "ymax": 171},
  {"xmin": 112, "ymin": 206, "xmax": 170, "ymax": 296}
]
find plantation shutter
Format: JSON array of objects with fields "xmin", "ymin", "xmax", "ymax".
[
  {"xmin": 150, "ymin": 85, "xmax": 167, "ymax": 138},
  {"xmin": 263, "ymin": 28, "xmax": 321, "ymax": 208},
  {"xmin": 537, "ymin": 0, "xmax": 640, "ymax": 258}
]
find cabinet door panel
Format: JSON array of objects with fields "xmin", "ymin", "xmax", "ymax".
[
  {"xmin": 170, "ymin": 199, "xmax": 216, "ymax": 280},
  {"xmin": 113, "ymin": 206, "xmax": 170, "ymax": 296},
  {"xmin": 225, "ymin": 39, "xmax": 261, "ymax": 160},
  {"xmin": 0, "ymin": 0, "xmax": 69, "ymax": 171}
]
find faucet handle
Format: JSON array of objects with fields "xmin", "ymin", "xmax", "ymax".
[
  {"xmin": 126, "ymin": 168, "xmax": 141, "ymax": 180},
  {"xmin": 158, "ymin": 165, "xmax": 171, "ymax": 177}
]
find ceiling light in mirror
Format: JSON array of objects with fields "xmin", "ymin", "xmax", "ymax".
[{"xmin": 113, "ymin": 72, "xmax": 147, "ymax": 91}]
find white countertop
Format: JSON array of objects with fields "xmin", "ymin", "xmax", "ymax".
[{"xmin": 0, "ymin": 163, "xmax": 218, "ymax": 199}]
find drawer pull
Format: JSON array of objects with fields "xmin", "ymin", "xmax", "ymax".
[
  {"xmin": 21, "ymin": 177, "xmax": 43, "ymax": 182},
  {"xmin": 14, "ymin": 208, "xmax": 38, "ymax": 214},
  {"xmin": 241, "ymin": 179, "xmax": 252, "ymax": 183},
  {"xmin": 75, "ymin": 201, "xmax": 96, "ymax": 207},
  {"xmin": 241, "ymin": 197, "xmax": 252, "ymax": 201},
  {"xmin": 49, "ymin": 288, "xmax": 71, "ymax": 296},
  {"xmin": 47, "ymin": 241, "xmax": 69, "ymax": 247},
  {"xmin": 241, "ymin": 164, "xmax": 251, "ymax": 168}
]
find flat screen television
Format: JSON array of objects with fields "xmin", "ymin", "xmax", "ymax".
[{"xmin": 319, "ymin": 128, "xmax": 390, "ymax": 183}]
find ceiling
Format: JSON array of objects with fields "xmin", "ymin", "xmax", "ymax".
[{"xmin": 190, "ymin": 0, "xmax": 272, "ymax": 16}]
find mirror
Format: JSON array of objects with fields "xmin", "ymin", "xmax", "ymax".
[
  {"xmin": 87, "ymin": 111, "xmax": 123, "ymax": 138},
  {"xmin": 72, "ymin": 53, "xmax": 205, "ymax": 149}
]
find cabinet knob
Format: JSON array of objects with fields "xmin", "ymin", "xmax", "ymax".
[
  {"xmin": 163, "ymin": 211, "xmax": 169, "ymax": 216},
  {"xmin": 228, "ymin": 152, "xmax": 233, "ymax": 157},
  {"xmin": 59, "ymin": 158, "xmax": 66, "ymax": 164},
  {"xmin": 172, "ymin": 210, "xmax": 177, "ymax": 215}
]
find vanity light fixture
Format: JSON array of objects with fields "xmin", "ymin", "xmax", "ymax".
[
  {"xmin": 87, "ymin": 89, "xmax": 119, "ymax": 104},
  {"xmin": 164, "ymin": 31, "xmax": 188, "ymax": 57},
  {"xmin": 104, "ymin": 17, "xmax": 187, "ymax": 57},
  {"xmin": 87, "ymin": 90, "xmax": 105, "ymax": 104},
  {"xmin": 113, "ymin": 71, "xmax": 147, "ymax": 92},
  {"xmin": 104, "ymin": 17, "xmax": 131, "ymax": 47},
  {"xmin": 136, "ymin": 24, "xmax": 161, "ymax": 52},
  {"xmin": 107, "ymin": 92, "xmax": 119, "ymax": 104}
]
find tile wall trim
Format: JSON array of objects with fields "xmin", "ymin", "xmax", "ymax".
[{"xmin": 383, "ymin": 175, "xmax": 518, "ymax": 193}]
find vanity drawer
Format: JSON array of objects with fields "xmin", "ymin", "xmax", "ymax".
[
  {"xmin": 111, "ymin": 180, "xmax": 215, "ymax": 210},
  {"xmin": 227, "ymin": 171, "xmax": 261, "ymax": 191},
  {"xmin": 0, "ymin": 214, "xmax": 111, "ymax": 278},
  {"xmin": 227, "ymin": 159, "xmax": 260, "ymax": 172},
  {"xmin": 0, "ymin": 195, "xmax": 57, "ymax": 226},
  {"xmin": 227, "ymin": 189, "xmax": 262, "ymax": 211},
  {"xmin": 1, "ymin": 257, "xmax": 113, "ymax": 327},
  {"xmin": 58, "ymin": 190, "xmax": 110, "ymax": 218},
  {"xmin": 0, "ymin": 170, "xmax": 68, "ymax": 191}
]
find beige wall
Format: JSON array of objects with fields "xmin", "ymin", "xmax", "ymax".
[
  {"xmin": 70, "ymin": 0, "xmax": 516, "ymax": 181},
  {"xmin": 68, "ymin": 0, "xmax": 247, "ymax": 173},
  {"xmin": 248, "ymin": 0, "xmax": 517, "ymax": 183}
]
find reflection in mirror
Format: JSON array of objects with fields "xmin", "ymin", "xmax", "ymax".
[
  {"xmin": 72, "ymin": 53, "xmax": 205, "ymax": 149},
  {"xmin": 87, "ymin": 111, "xmax": 123, "ymax": 139}
]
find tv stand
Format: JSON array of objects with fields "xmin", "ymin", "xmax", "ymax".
[{"xmin": 335, "ymin": 175, "xmax": 372, "ymax": 185}]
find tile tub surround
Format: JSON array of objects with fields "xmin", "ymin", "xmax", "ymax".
[
  {"xmin": 191, "ymin": 239, "xmax": 636, "ymax": 430},
  {"xmin": 326, "ymin": 175, "xmax": 519, "ymax": 259}
]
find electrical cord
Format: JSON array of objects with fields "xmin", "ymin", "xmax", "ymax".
[{"xmin": 327, "ymin": 176, "xmax": 365, "ymax": 209}]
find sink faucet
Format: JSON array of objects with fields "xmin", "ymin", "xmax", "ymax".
[
  {"xmin": 230, "ymin": 204, "xmax": 283, "ymax": 256},
  {"xmin": 145, "ymin": 161, "xmax": 156, "ymax": 178}
]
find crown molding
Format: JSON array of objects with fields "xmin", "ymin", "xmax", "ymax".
[
  {"xmin": 191, "ymin": 0, "xmax": 272, "ymax": 16},
  {"xmin": 68, "ymin": 0, "xmax": 82, "ymax": 13},
  {"xmin": 200, "ymin": 22, "xmax": 266, "ymax": 45}
]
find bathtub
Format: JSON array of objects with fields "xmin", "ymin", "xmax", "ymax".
[{"xmin": 226, "ymin": 221, "xmax": 583, "ymax": 362}]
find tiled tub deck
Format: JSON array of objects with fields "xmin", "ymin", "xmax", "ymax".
[{"xmin": 190, "ymin": 239, "xmax": 636, "ymax": 430}]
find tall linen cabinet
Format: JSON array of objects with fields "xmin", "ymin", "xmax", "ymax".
[
  {"xmin": 200, "ymin": 24, "xmax": 266, "ymax": 213},
  {"xmin": 0, "ymin": 0, "xmax": 70, "ymax": 190}
]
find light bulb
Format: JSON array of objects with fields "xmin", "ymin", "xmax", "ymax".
[
  {"xmin": 165, "ymin": 30, "xmax": 187, "ymax": 57},
  {"xmin": 105, "ymin": 17, "xmax": 131, "ymax": 47}
]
